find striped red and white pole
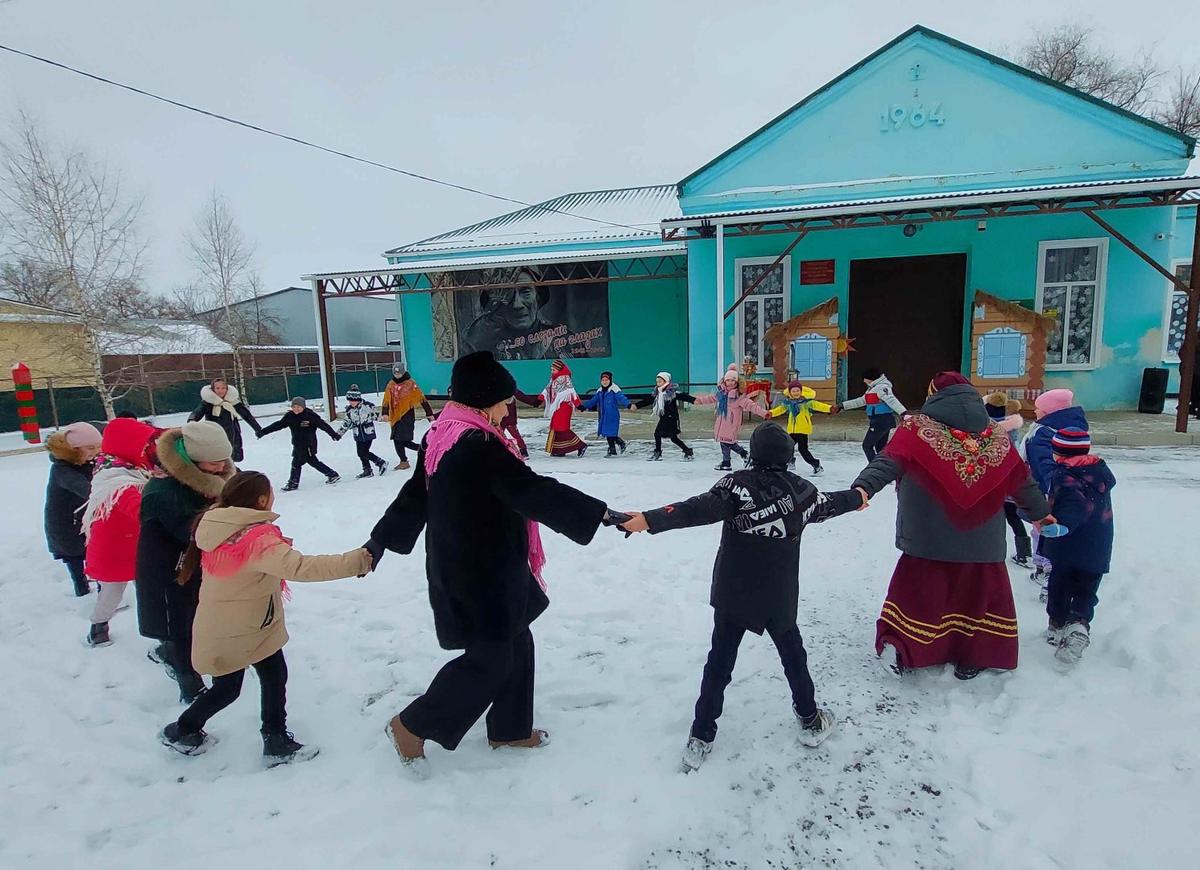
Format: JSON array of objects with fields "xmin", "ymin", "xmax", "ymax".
[{"xmin": 10, "ymin": 362, "xmax": 41, "ymax": 444}]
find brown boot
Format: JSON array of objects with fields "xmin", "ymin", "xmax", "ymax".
[
  {"xmin": 394, "ymin": 460, "xmax": 411, "ymax": 471},
  {"xmin": 488, "ymin": 729, "xmax": 551, "ymax": 750},
  {"xmin": 386, "ymin": 714, "xmax": 426, "ymax": 763}
]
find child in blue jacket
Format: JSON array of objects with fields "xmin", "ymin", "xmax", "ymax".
[
  {"xmin": 1042, "ymin": 426, "xmax": 1116, "ymax": 667},
  {"xmin": 1021, "ymin": 389, "xmax": 1089, "ymax": 589},
  {"xmin": 578, "ymin": 371, "xmax": 631, "ymax": 457}
]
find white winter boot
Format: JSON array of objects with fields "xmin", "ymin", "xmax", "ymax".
[
  {"xmin": 878, "ymin": 643, "xmax": 903, "ymax": 679},
  {"xmin": 795, "ymin": 706, "xmax": 837, "ymax": 748},
  {"xmin": 1055, "ymin": 622, "xmax": 1090, "ymax": 666},
  {"xmin": 679, "ymin": 736, "xmax": 712, "ymax": 773}
]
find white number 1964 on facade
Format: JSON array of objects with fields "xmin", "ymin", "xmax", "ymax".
[{"xmin": 880, "ymin": 103, "xmax": 946, "ymax": 131}]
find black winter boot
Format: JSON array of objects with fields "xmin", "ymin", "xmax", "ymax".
[
  {"xmin": 355, "ymin": 468, "xmax": 374, "ymax": 479},
  {"xmin": 282, "ymin": 481, "xmax": 299, "ymax": 492},
  {"xmin": 87, "ymin": 622, "xmax": 112, "ymax": 647},
  {"xmin": 1012, "ymin": 536, "xmax": 1033, "ymax": 566},
  {"xmin": 176, "ymin": 670, "xmax": 207, "ymax": 705},
  {"xmin": 160, "ymin": 722, "xmax": 213, "ymax": 756},
  {"xmin": 262, "ymin": 731, "xmax": 320, "ymax": 767}
]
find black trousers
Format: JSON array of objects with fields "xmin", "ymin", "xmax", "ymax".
[
  {"xmin": 391, "ymin": 420, "xmax": 420, "ymax": 462},
  {"xmin": 355, "ymin": 440, "xmax": 386, "ymax": 471},
  {"xmin": 399, "ymin": 628, "xmax": 535, "ymax": 751},
  {"xmin": 692, "ymin": 613, "xmax": 817, "ymax": 743},
  {"xmin": 177, "ymin": 649, "xmax": 288, "ymax": 735},
  {"xmin": 654, "ymin": 433, "xmax": 691, "ymax": 455},
  {"xmin": 605, "ymin": 436, "xmax": 626, "ymax": 453},
  {"xmin": 63, "ymin": 556, "xmax": 89, "ymax": 596},
  {"xmin": 289, "ymin": 453, "xmax": 337, "ymax": 484},
  {"xmin": 862, "ymin": 416, "xmax": 895, "ymax": 461},
  {"xmin": 790, "ymin": 433, "xmax": 821, "ymax": 468},
  {"xmin": 1046, "ymin": 566, "xmax": 1104, "ymax": 627},
  {"xmin": 1003, "ymin": 502, "xmax": 1030, "ymax": 541}
]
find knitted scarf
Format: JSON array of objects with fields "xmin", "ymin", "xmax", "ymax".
[
  {"xmin": 653, "ymin": 383, "xmax": 675, "ymax": 417},
  {"xmin": 201, "ymin": 522, "xmax": 291, "ymax": 601},
  {"xmin": 81, "ymin": 456, "xmax": 150, "ymax": 541},
  {"xmin": 715, "ymin": 383, "xmax": 737, "ymax": 417},
  {"xmin": 424, "ymin": 402, "xmax": 548, "ymax": 591},
  {"xmin": 201, "ymin": 384, "xmax": 242, "ymax": 420}
]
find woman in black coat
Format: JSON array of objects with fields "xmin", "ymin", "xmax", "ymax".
[
  {"xmin": 188, "ymin": 377, "xmax": 261, "ymax": 463},
  {"xmin": 368, "ymin": 351, "xmax": 623, "ymax": 775},
  {"xmin": 43, "ymin": 423, "xmax": 102, "ymax": 597}
]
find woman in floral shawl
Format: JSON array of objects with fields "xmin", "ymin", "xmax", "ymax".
[
  {"xmin": 852, "ymin": 372, "xmax": 1053, "ymax": 679},
  {"xmin": 538, "ymin": 359, "xmax": 587, "ymax": 457}
]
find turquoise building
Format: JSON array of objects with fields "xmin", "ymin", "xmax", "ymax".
[{"xmin": 306, "ymin": 26, "xmax": 1198, "ymax": 412}]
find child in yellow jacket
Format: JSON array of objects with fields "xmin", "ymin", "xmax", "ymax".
[{"xmin": 767, "ymin": 380, "xmax": 835, "ymax": 475}]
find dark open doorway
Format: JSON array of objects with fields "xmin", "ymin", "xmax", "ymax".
[{"xmin": 847, "ymin": 254, "xmax": 967, "ymax": 411}]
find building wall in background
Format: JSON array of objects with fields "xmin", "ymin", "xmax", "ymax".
[{"xmin": 398, "ymin": 272, "xmax": 689, "ymax": 396}]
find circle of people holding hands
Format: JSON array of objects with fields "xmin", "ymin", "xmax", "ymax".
[{"xmin": 43, "ymin": 350, "xmax": 1112, "ymax": 775}]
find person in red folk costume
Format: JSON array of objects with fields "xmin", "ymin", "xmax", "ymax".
[
  {"xmin": 81, "ymin": 417, "xmax": 162, "ymax": 648},
  {"xmin": 851, "ymin": 372, "xmax": 1054, "ymax": 681},
  {"xmin": 538, "ymin": 359, "xmax": 587, "ymax": 457}
]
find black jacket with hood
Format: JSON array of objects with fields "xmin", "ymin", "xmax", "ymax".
[
  {"xmin": 259, "ymin": 407, "xmax": 339, "ymax": 459},
  {"xmin": 643, "ymin": 425, "xmax": 862, "ymax": 633}
]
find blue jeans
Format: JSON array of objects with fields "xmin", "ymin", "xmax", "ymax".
[
  {"xmin": 691, "ymin": 613, "xmax": 817, "ymax": 743},
  {"xmin": 719, "ymin": 442, "xmax": 747, "ymax": 466},
  {"xmin": 1046, "ymin": 566, "xmax": 1104, "ymax": 626}
]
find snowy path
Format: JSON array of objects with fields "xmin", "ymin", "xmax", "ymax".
[{"xmin": 1, "ymin": 428, "xmax": 1197, "ymax": 869}]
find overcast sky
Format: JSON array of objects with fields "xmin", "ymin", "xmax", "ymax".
[{"xmin": 0, "ymin": 0, "xmax": 1195, "ymax": 296}]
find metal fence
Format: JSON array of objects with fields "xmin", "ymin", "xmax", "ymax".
[{"xmin": 0, "ymin": 360, "xmax": 403, "ymax": 432}]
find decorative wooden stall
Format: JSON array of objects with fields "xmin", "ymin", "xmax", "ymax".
[
  {"xmin": 763, "ymin": 297, "xmax": 840, "ymax": 403},
  {"xmin": 968, "ymin": 290, "xmax": 1052, "ymax": 412}
]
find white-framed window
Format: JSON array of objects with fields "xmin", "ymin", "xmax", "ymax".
[
  {"xmin": 976, "ymin": 327, "xmax": 1027, "ymax": 379},
  {"xmin": 1035, "ymin": 238, "xmax": 1107, "ymax": 370},
  {"xmin": 1162, "ymin": 261, "xmax": 1193, "ymax": 363},
  {"xmin": 735, "ymin": 256, "xmax": 791, "ymax": 371},
  {"xmin": 790, "ymin": 333, "xmax": 833, "ymax": 380}
]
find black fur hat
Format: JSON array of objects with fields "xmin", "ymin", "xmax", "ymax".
[{"xmin": 450, "ymin": 351, "xmax": 517, "ymax": 409}]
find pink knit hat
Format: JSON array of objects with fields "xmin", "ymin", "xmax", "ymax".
[
  {"xmin": 63, "ymin": 421, "xmax": 102, "ymax": 450},
  {"xmin": 1035, "ymin": 389, "xmax": 1075, "ymax": 416},
  {"xmin": 721, "ymin": 364, "xmax": 740, "ymax": 384}
]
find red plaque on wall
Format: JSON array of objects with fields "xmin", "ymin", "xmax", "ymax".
[{"xmin": 800, "ymin": 259, "xmax": 835, "ymax": 285}]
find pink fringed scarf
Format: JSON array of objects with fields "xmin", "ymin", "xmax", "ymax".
[
  {"xmin": 201, "ymin": 522, "xmax": 292, "ymax": 601},
  {"xmin": 425, "ymin": 401, "xmax": 548, "ymax": 591}
]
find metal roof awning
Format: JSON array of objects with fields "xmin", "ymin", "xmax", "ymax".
[
  {"xmin": 303, "ymin": 243, "xmax": 687, "ymax": 296},
  {"xmin": 661, "ymin": 175, "xmax": 1200, "ymax": 240}
]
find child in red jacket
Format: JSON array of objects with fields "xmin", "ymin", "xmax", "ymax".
[{"xmin": 82, "ymin": 417, "xmax": 161, "ymax": 647}]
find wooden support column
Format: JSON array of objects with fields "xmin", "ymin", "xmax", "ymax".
[{"xmin": 1175, "ymin": 213, "xmax": 1200, "ymax": 433}]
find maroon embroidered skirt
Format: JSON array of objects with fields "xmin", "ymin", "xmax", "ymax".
[
  {"xmin": 876, "ymin": 554, "xmax": 1018, "ymax": 671},
  {"xmin": 545, "ymin": 428, "xmax": 585, "ymax": 456}
]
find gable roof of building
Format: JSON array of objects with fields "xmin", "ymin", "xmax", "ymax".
[
  {"xmin": 679, "ymin": 25, "xmax": 1196, "ymax": 190},
  {"xmin": 385, "ymin": 184, "xmax": 680, "ymax": 257}
]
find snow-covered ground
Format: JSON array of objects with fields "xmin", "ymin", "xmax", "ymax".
[{"xmin": 1, "ymin": 417, "xmax": 1197, "ymax": 869}]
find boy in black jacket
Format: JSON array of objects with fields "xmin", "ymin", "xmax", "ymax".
[
  {"xmin": 258, "ymin": 396, "xmax": 342, "ymax": 490},
  {"xmin": 621, "ymin": 422, "xmax": 868, "ymax": 772}
]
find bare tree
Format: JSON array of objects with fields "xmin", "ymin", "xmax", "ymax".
[
  {"xmin": 0, "ymin": 112, "xmax": 154, "ymax": 417},
  {"xmin": 1016, "ymin": 24, "xmax": 1160, "ymax": 113},
  {"xmin": 0, "ymin": 257, "xmax": 67, "ymax": 308},
  {"xmin": 1154, "ymin": 67, "xmax": 1200, "ymax": 138},
  {"xmin": 184, "ymin": 190, "xmax": 275, "ymax": 395}
]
